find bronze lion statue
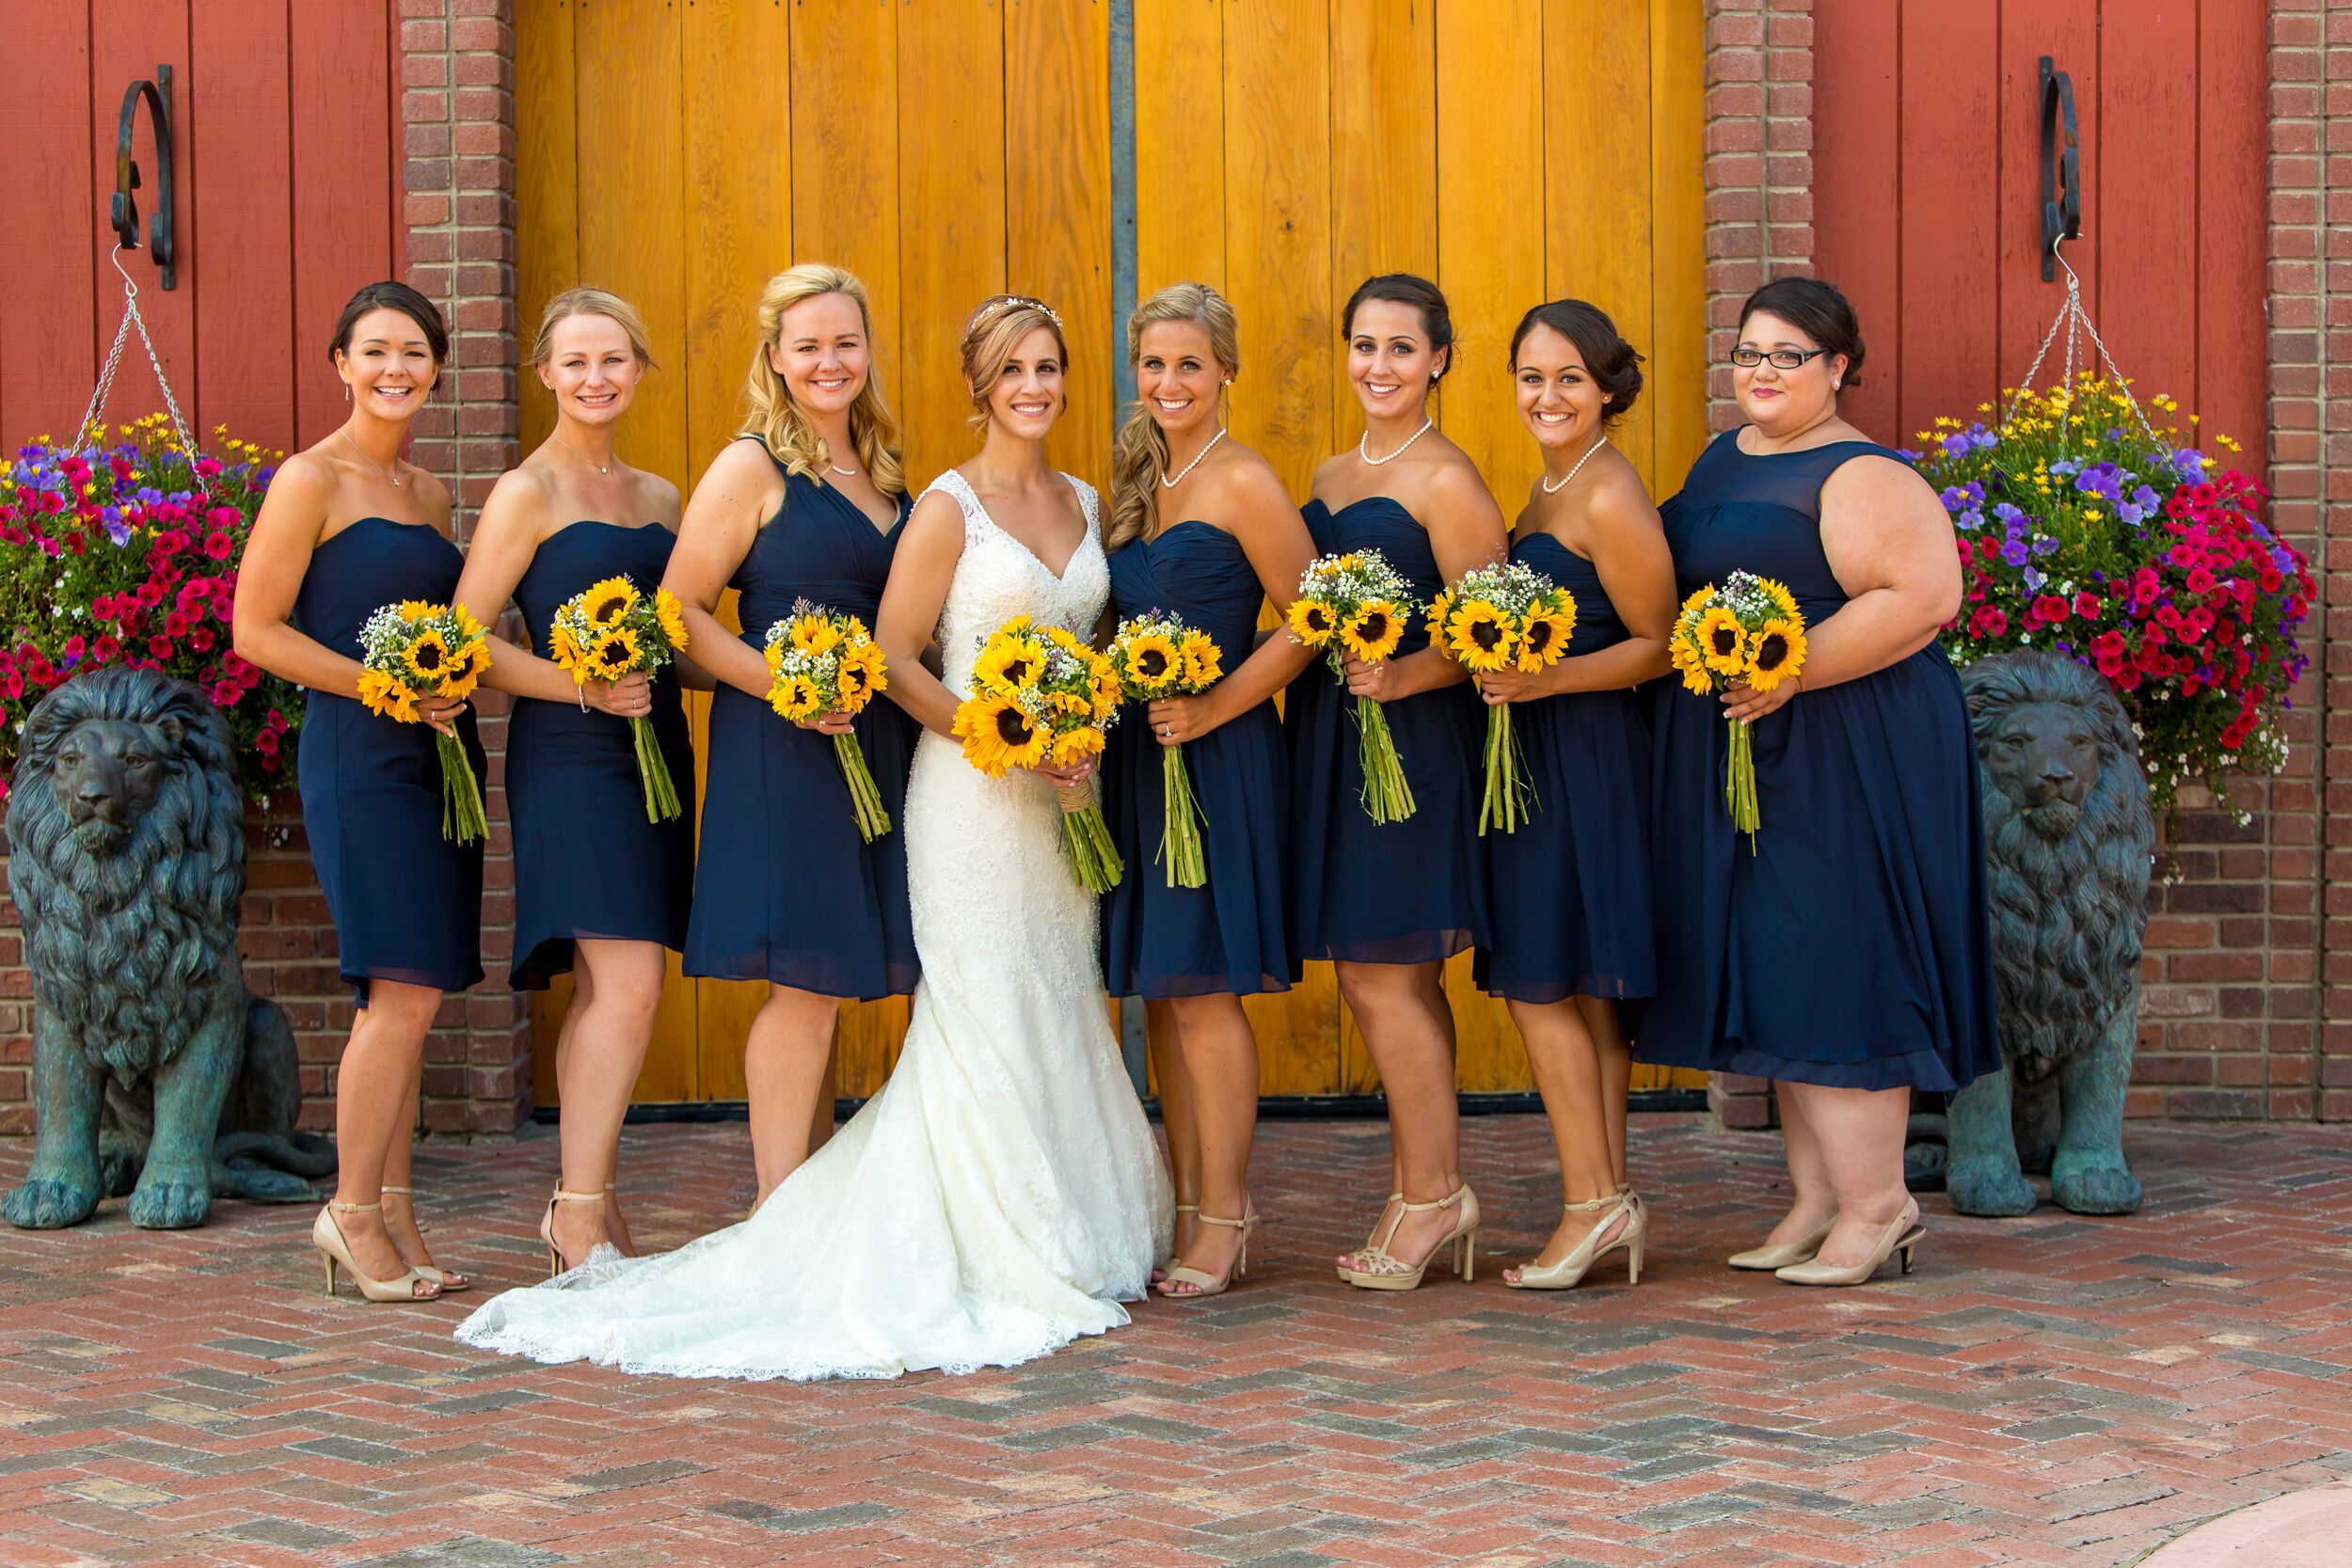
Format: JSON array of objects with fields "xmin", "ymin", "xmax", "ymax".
[
  {"xmin": 5, "ymin": 666, "xmax": 331, "ymax": 1229},
  {"xmin": 1947, "ymin": 649, "xmax": 2153, "ymax": 1216}
]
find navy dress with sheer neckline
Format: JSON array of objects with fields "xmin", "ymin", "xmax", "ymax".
[
  {"xmin": 1472, "ymin": 530, "xmax": 1655, "ymax": 1005},
  {"xmin": 682, "ymin": 452, "xmax": 918, "ymax": 998},
  {"xmin": 505, "ymin": 520, "xmax": 694, "ymax": 990},
  {"xmin": 1640, "ymin": 430, "xmax": 2000, "ymax": 1091},
  {"xmin": 292, "ymin": 516, "xmax": 485, "ymax": 1004},
  {"xmin": 1284, "ymin": 495, "xmax": 1488, "ymax": 965},
  {"xmin": 1101, "ymin": 519, "xmax": 1293, "ymax": 997}
]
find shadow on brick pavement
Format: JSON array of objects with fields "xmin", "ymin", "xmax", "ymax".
[{"xmin": 1, "ymin": 1114, "xmax": 2348, "ymax": 1567}]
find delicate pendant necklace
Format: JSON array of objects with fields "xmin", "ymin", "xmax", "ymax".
[
  {"xmin": 827, "ymin": 464, "xmax": 861, "ymax": 478},
  {"xmin": 1161, "ymin": 427, "xmax": 1227, "ymax": 487},
  {"xmin": 1541, "ymin": 434, "xmax": 1609, "ymax": 495},
  {"xmin": 341, "ymin": 429, "xmax": 402, "ymax": 488},
  {"xmin": 1360, "ymin": 416, "xmax": 1433, "ymax": 467},
  {"xmin": 551, "ymin": 434, "xmax": 612, "ymax": 476}
]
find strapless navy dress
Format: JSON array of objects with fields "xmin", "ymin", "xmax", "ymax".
[
  {"xmin": 1474, "ymin": 531, "xmax": 1655, "ymax": 1005},
  {"xmin": 682, "ymin": 454, "xmax": 918, "ymax": 999},
  {"xmin": 292, "ymin": 517, "xmax": 485, "ymax": 1003},
  {"xmin": 1101, "ymin": 521, "xmax": 1292, "ymax": 997},
  {"xmin": 504, "ymin": 522, "xmax": 695, "ymax": 990},
  {"xmin": 1641, "ymin": 433, "xmax": 2000, "ymax": 1091},
  {"xmin": 1285, "ymin": 496, "xmax": 1488, "ymax": 964}
]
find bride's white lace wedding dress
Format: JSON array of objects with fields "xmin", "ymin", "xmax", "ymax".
[{"xmin": 454, "ymin": 469, "xmax": 1170, "ymax": 1381}]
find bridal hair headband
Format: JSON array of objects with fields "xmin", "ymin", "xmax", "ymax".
[{"xmin": 969, "ymin": 294, "xmax": 1064, "ymax": 332}]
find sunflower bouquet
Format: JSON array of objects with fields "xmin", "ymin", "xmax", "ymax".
[
  {"xmin": 1107, "ymin": 612, "xmax": 1223, "ymax": 888},
  {"xmin": 1287, "ymin": 550, "xmax": 1420, "ymax": 824},
  {"xmin": 357, "ymin": 599, "xmax": 492, "ymax": 844},
  {"xmin": 547, "ymin": 575, "xmax": 690, "ymax": 823},
  {"xmin": 1668, "ymin": 571, "xmax": 1808, "ymax": 849},
  {"xmin": 953, "ymin": 613, "xmax": 1125, "ymax": 893},
  {"xmin": 762, "ymin": 601, "xmax": 892, "ymax": 842},
  {"xmin": 1428, "ymin": 562, "xmax": 1578, "ymax": 835}
]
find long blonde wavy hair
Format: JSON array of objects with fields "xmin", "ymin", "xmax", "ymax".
[
  {"xmin": 1106, "ymin": 282, "xmax": 1239, "ymax": 550},
  {"xmin": 741, "ymin": 263, "xmax": 907, "ymax": 499}
]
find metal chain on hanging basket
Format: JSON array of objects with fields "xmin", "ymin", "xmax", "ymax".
[
  {"xmin": 1994, "ymin": 236, "xmax": 2168, "ymax": 459},
  {"xmin": 68, "ymin": 244, "xmax": 206, "ymax": 492}
]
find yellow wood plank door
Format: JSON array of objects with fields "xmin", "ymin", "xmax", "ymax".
[{"xmin": 517, "ymin": 0, "xmax": 1709, "ymax": 1105}]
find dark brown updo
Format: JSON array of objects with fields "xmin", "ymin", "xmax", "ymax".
[
  {"xmin": 1739, "ymin": 276, "xmax": 1865, "ymax": 386},
  {"xmin": 1509, "ymin": 299, "xmax": 1645, "ymax": 425},
  {"xmin": 1342, "ymin": 273, "xmax": 1455, "ymax": 383},
  {"xmin": 328, "ymin": 280, "xmax": 451, "ymax": 389}
]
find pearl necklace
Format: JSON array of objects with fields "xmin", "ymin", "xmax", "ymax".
[
  {"xmin": 1161, "ymin": 427, "xmax": 1228, "ymax": 487},
  {"xmin": 1359, "ymin": 416, "xmax": 1433, "ymax": 467},
  {"xmin": 827, "ymin": 464, "xmax": 861, "ymax": 478},
  {"xmin": 341, "ymin": 429, "xmax": 402, "ymax": 488},
  {"xmin": 1541, "ymin": 434, "xmax": 1608, "ymax": 495},
  {"xmin": 551, "ymin": 434, "xmax": 612, "ymax": 476}
]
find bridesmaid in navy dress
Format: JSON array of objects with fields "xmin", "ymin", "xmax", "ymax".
[
  {"xmin": 663, "ymin": 263, "xmax": 917, "ymax": 1208},
  {"xmin": 455, "ymin": 288, "xmax": 700, "ymax": 1272},
  {"xmin": 1471, "ymin": 302, "xmax": 1676, "ymax": 1291},
  {"xmin": 1100, "ymin": 284, "xmax": 1316, "ymax": 1299},
  {"xmin": 1289, "ymin": 276, "xmax": 1507, "ymax": 1291},
  {"xmin": 233, "ymin": 282, "xmax": 477, "ymax": 1303},
  {"xmin": 1643, "ymin": 277, "xmax": 2000, "ymax": 1285}
]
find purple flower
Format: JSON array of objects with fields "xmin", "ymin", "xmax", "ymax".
[
  {"xmin": 2032, "ymin": 535, "xmax": 2059, "ymax": 557},
  {"xmin": 1956, "ymin": 507, "xmax": 1984, "ymax": 531},
  {"xmin": 103, "ymin": 511, "xmax": 132, "ymax": 547},
  {"xmin": 2175, "ymin": 448, "xmax": 2208, "ymax": 483},
  {"xmin": 2049, "ymin": 458, "xmax": 2081, "ymax": 479},
  {"xmin": 2023, "ymin": 566, "xmax": 2047, "ymax": 591},
  {"xmin": 1939, "ymin": 483, "xmax": 1971, "ymax": 512},
  {"xmin": 1993, "ymin": 502, "xmax": 2025, "ymax": 527},
  {"xmin": 1941, "ymin": 435, "xmax": 1972, "ymax": 459},
  {"xmin": 1971, "ymin": 425, "xmax": 1999, "ymax": 451},
  {"xmin": 2001, "ymin": 539, "xmax": 2030, "ymax": 567}
]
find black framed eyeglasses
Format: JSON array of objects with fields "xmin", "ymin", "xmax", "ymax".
[{"xmin": 1728, "ymin": 346, "xmax": 1833, "ymax": 371}]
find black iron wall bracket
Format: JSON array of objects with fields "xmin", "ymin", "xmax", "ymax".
[
  {"xmin": 2039, "ymin": 55, "xmax": 2081, "ymax": 280},
  {"xmin": 112, "ymin": 65, "xmax": 176, "ymax": 290}
]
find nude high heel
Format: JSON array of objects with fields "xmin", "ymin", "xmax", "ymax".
[
  {"xmin": 312, "ymin": 1201, "xmax": 442, "ymax": 1302},
  {"xmin": 1339, "ymin": 1185, "xmax": 1480, "ymax": 1291},
  {"xmin": 1158, "ymin": 1203, "xmax": 1255, "ymax": 1300},
  {"xmin": 1152, "ymin": 1204, "xmax": 1200, "ymax": 1284},
  {"xmin": 1505, "ymin": 1192, "xmax": 1645, "ymax": 1291},
  {"xmin": 1774, "ymin": 1203, "xmax": 1926, "ymax": 1287},
  {"xmin": 1728, "ymin": 1216, "xmax": 1836, "ymax": 1271},
  {"xmin": 541, "ymin": 1187, "xmax": 611, "ymax": 1278},
  {"xmin": 378, "ymin": 1184, "xmax": 470, "ymax": 1291}
]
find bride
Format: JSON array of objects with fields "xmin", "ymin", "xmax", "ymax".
[{"xmin": 455, "ymin": 294, "xmax": 1171, "ymax": 1380}]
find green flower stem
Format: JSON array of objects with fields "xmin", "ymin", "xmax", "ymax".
[
  {"xmin": 1725, "ymin": 715, "xmax": 1760, "ymax": 852},
  {"xmin": 1352, "ymin": 694, "xmax": 1417, "ymax": 825},
  {"xmin": 1159, "ymin": 741, "xmax": 1208, "ymax": 889},
  {"xmin": 1055, "ymin": 778, "xmax": 1124, "ymax": 893},
  {"xmin": 436, "ymin": 729, "xmax": 487, "ymax": 845},
  {"xmin": 834, "ymin": 731, "xmax": 893, "ymax": 842},
  {"xmin": 631, "ymin": 716, "xmax": 682, "ymax": 823}
]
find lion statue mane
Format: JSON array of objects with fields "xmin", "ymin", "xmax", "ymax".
[
  {"xmin": 5, "ymin": 665, "xmax": 331, "ymax": 1230},
  {"xmin": 1945, "ymin": 648, "xmax": 2153, "ymax": 1216}
]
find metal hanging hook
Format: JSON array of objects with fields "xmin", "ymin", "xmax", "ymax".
[{"xmin": 111, "ymin": 65, "xmax": 176, "ymax": 289}]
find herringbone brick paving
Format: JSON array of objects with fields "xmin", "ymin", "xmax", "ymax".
[{"xmin": 0, "ymin": 1114, "xmax": 2345, "ymax": 1567}]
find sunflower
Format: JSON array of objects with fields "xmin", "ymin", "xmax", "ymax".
[
  {"xmin": 974, "ymin": 630, "xmax": 1047, "ymax": 693},
  {"xmin": 404, "ymin": 627, "xmax": 453, "ymax": 685},
  {"xmin": 1287, "ymin": 597, "xmax": 1337, "ymax": 647},
  {"xmin": 1668, "ymin": 627, "xmax": 1713, "ymax": 694},
  {"xmin": 791, "ymin": 613, "xmax": 842, "ymax": 657},
  {"xmin": 1756, "ymin": 577, "xmax": 1801, "ymax": 620},
  {"xmin": 655, "ymin": 588, "xmax": 690, "ymax": 650},
  {"xmin": 1445, "ymin": 601, "xmax": 1518, "ymax": 673},
  {"xmin": 1517, "ymin": 604, "xmax": 1575, "ymax": 671},
  {"xmin": 1050, "ymin": 725, "xmax": 1105, "ymax": 768},
  {"xmin": 1340, "ymin": 600, "xmax": 1406, "ymax": 663},
  {"xmin": 447, "ymin": 636, "xmax": 493, "ymax": 695},
  {"xmin": 1697, "ymin": 606, "xmax": 1747, "ymax": 677},
  {"xmin": 586, "ymin": 626, "xmax": 642, "ymax": 682},
  {"xmin": 836, "ymin": 644, "xmax": 886, "ymax": 708},
  {"xmin": 357, "ymin": 667, "xmax": 419, "ymax": 723},
  {"xmin": 397, "ymin": 598, "xmax": 439, "ymax": 622},
  {"xmin": 770, "ymin": 672, "xmax": 823, "ymax": 721},
  {"xmin": 580, "ymin": 576, "xmax": 639, "ymax": 629},
  {"xmin": 955, "ymin": 690, "xmax": 1048, "ymax": 776},
  {"xmin": 1424, "ymin": 592, "xmax": 1454, "ymax": 641},
  {"xmin": 1125, "ymin": 631, "xmax": 1183, "ymax": 692},
  {"xmin": 763, "ymin": 639, "xmax": 787, "ymax": 677},
  {"xmin": 1089, "ymin": 661, "xmax": 1122, "ymax": 721},
  {"xmin": 1744, "ymin": 617, "xmax": 1808, "ymax": 692},
  {"xmin": 551, "ymin": 621, "xmax": 585, "ymax": 676},
  {"xmin": 1178, "ymin": 629, "xmax": 1221, "ymax": 687}
]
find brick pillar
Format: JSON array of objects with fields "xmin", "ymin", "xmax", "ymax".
[
  {"xmin": 400, "ymin": 0, "xmax": 530, "ymax": 1136},
  {"xmin": 1698, "ymin": 0, "xmax": 1816, "ymax": 1132},
  {"xmin": 2273, "ymin": 0, "xmax": 2350, "ymax": 1121},
  {"xmin": 1702, "ymin": 0, "xmax": 1817, "ymax": 436}
]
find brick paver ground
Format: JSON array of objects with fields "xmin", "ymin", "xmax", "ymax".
[{"xmin": 1, "ymin": 1113, "xmax": 2346, "ymax": 1567}]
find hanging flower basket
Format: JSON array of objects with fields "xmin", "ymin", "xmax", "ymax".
[{"xmin": 1914, "ymin": 261, "xmax": 2313, "ymax": 818}]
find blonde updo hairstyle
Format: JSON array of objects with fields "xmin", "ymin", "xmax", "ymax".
[
  {"xmin": 961, "ymin": 294, "xmax": 1069, "ymax": 436},
  {"xmin": 1106, "ymin": 282, "xmax": 1239, "ymax": 551},
  {"xmin": 532, "ymin": 285, "xmax": 658, "ymax": 376},
  {"xmin": 741, "ymin": 262, "xmax": 907, "ymax": 499}
]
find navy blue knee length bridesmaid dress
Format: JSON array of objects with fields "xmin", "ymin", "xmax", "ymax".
[
  {"xmin": 1286, "ymin": 497, "xmax": 1488, "ymax": 964},
  {"xmin": 1101, "ymin": 521, "xmax": 1292, "ymax": 997},
  {"xmin": 682, "ymin": 452, "xmax": 918, "ymax": 998},
  {"xmin": 293, "ymin": 517, "xmax": 485, "ymax": 1002},
  {"xmin": 1474, "ymin": 531, "xmax": 1655, "ymax": 1005},
  {"xmin": 505, "ymin": 522, "xmax": 695, "ymax": 990},
  {"xmin": 1641, "ymin": 433, "xmax": 2000, "ymax": 1091}
]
